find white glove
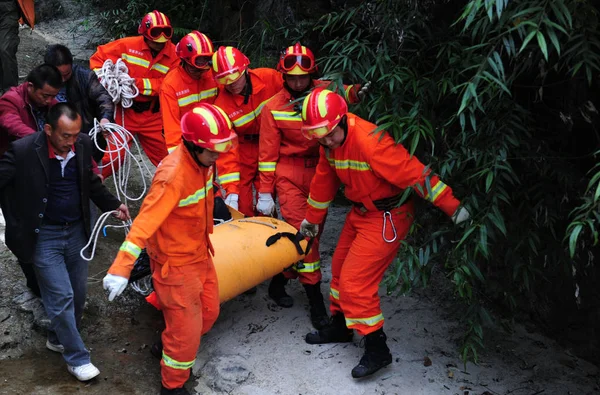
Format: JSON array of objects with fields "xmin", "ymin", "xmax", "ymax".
[
  {"xmin": 357, "ymin": 81, "xmax": 371, "ymax": 101},
  {"xmin": 103, "ymin": 273, "xmax": 129, "ymax": 302},
  {"xmin": 452, "ymin": 207, "xmax": 471, "ymax": 225},
  {"xmin": 224, "ymin": 193, "xmax": 239, "ymax": 211},
  {"xmin": 300, "ymin": 219, "xmax": 319, "ymax": 237},
  {"xmin": 256, "ymin": 193, "xmax": 275, "ymax": 215}
]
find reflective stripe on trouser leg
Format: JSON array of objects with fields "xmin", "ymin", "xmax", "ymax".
[
  {"xmin": 238, "ymin": 143, "xmax": 259, "ymax": 217},
  {"xmin": 337, "ymin": 207, "xmax": 412, "ymax": 335},
  {"xmin": 151, "ymin": 258, "xmax": 220, "ymax": 390},
  {"xmin": 276, "ymin": 161, "xmax": 322, "ymax": 284}
]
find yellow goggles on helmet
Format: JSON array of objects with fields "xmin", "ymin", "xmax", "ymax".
[
  {"xmin": 302, "ymin": 126, "xmax": 331, "ymax": 140},
  {"xmin": 211, "ymin": 138, "xmax": 238, "ymax": 153},
  {"xmin": 216, "ymin": 70, "xmax": 244, "ymax": 85}
]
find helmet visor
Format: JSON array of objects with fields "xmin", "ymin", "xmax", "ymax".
[
  {"xmin": 192, "ymin": 55, "xmax": 212, "ymax": 70},
  {"xmin": 216, "ymin": 70, "xmax": 243, "ymax": 85},
  {"xmin": 148, "ymin": 26, "xmax": 173, "ymax": 40},
  {"xmin": 302, "ymin": 125, "xmax": 330, "ymax": 140},
  {"xmin": 212, "ymin": 137, "xmax": 238, "ymax": 153},
  {"xmin": 282, "ymin": 54, "xmax": 314, "ymax": 72}
]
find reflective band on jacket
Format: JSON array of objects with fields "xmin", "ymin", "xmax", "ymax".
[
  {"xmin": 271, "ymin": 110, "xmax": 302, "ymax": 122},
  {"xmin": 346, "ymin": 313, "xmax": 384, "ymax": 327},
  {"xmin": 232, "ymin": 98, "xmax": 271, "ymax": 128},
  {"xmin": 294, "ymin": 260, "xmax": 320, "ymax": 273},
  {"xmin": 307, "ymin": 196, "xmax": 332, "ymax": 210},
  {"xmin": 179, "ymin": 176, "xmax": 213, "ymax": 207},
  {"xmin": 119, "ymin": 240, "xmax": 142, "ymax": 259},
  {"xmin": 258, "ymin": 162, "xmax": 277, "ymax": 172},
  {"xmin": 121, "ymin": 53, "xmax": 150, "ymax": 68},
  {"xmin": 330, "ymin": 287, "xmax": 340, "ymax": 300},
  {"xmin": 162, "ymin": 351, "xmax": 195, "ymax": 370},
  {"xmin": 177, "ymin": 88, "xmax": 218, "ymax": 107},
  {"xmin": 218, "ymin": 172, "xmax": 240, "ymax": 185},
  {"xmin": 327, "ymin": 158, "xmax": 370, "ymax": 171},
  {"xmin": 151, "ymin": 63, "xmax": 170, "ymax": 74},
  {"xmin": 425, "ymin": 181, "xmax": 448, "ymax": 203},
  {"xmin": 167, "ymin": 146, "xmax": 178, "ymax": 153},
  {"xmin": 142, "ymin": 78, "xmax": 152, "ymax": 95}
]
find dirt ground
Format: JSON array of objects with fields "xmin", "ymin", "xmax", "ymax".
[{"xmin": 1, "ymin": 11, "xmax": 600, "ymax": 395}]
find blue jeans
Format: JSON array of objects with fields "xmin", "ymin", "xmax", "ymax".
[{"xmin": 33, "ymin": 221, "xmax": 90, "ymax": 367}]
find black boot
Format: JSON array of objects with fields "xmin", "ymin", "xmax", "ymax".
[
  {"xmin": 161, "ymin": 385, "xmax": 190, "ymax": 395},
  {"xmin": 268, "ymin": 273, "xmax": 293, "ymax": 307},
  {"xmin": 303, "ymin": 282, "xmax": 329, "ymax": 330},
  {"xmin": 351, "ymin": 328, "xmax": 393, "ymax": 378},
  {"xmin": 305, "ymin": 313, "xmax": 353, "ymax": 344}
]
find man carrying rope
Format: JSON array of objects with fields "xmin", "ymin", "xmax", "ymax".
[{"xmin": 90, "ymin": 10, "xmax": 178, "ymax": 179}]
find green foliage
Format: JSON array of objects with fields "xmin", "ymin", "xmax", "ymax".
[{"xmin": 315, "ymin": 0, "xmax": 600, "ymax": 363}]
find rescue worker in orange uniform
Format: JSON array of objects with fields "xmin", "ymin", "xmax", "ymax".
[
  {"xmin": 212, "ymin": 46, "xmax": 283, "ymax": 216},
  {"xmin": 102, "ymin": 103, "xmax": 238, "ymax": 395},
  {"xmin": 90, "ymin": 10, "xmax": 178, "ymax": 179},
  {"xmin": 160, "ymin": 31, "xmax": 240, "ymax": 208},
  {"xmin": 257, "ymin": 43, "xmax": 367, "ymax": 329},
  {"xmin": 299, "ymin": 88, "xmax": 470, "ymax": 378}
]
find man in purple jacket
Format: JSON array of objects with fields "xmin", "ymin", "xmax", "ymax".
[
  {"xmin": 0, "ymin": 63, "xmax": 61, "ymax": 296},
  {"xmin": 0, "ymin": 64, "xmax": 61, "ymax": 156}
]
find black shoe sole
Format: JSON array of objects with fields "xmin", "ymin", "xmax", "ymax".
[
  {"xmin": 351, "ymin": 358, "xmax": 392, "ymax": 378},
  {"xmin": 305, "ymin": 331, "xmax": 353, "ymax": 345},
  {"xmin": 269, "ymin": 293, "xmax": 294, "ymax": 308}
]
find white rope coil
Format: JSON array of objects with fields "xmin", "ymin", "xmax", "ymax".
[{"xmin": 95, "ymin": 58, "xmax": 139, "ymax": 109}]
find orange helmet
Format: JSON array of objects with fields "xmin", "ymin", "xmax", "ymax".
[
  {"xmin": 278, "ymin": 42, "xmax": 317, "ymax": 75},
  {"xmin": 138, "ymin": 10, "xmax": 173, "ymax": 43},
  {"xmin": 181, "ymin": 103, "xmax": 238, "ymax": 153},
  {"xmin": 212, "ymin": 46, "xmax": 250, "ymax": 85},
  {"xmin": 301, "ymin": 88, "xmax": 348, "ymax": 140},
  {"xmin": 176, "ymin": 31, "xmax": 214, "ymax": 69}
]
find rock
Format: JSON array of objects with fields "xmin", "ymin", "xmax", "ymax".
[{"xmin": 200, "ymin": 354, "xmax": 252, "ymax": 393}]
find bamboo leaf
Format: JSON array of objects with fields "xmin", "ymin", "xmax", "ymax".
[
  {"xmin": 457, "ymin": 226, "xmax": 477, "ymax": 249},
  {"xmin": 546, "ymin": 27, "xmax": 561, "ymax": 55},
  {"xmin": 519, "ymin": 29, "xmax": 537, "ymax": 53},
  {"xmin": 569, "ymin": 224, "xmax": 583, "ymax": 257},
  {"xmin": 536, "ymin": 31, "xmax": 548, "ymax": 61}
]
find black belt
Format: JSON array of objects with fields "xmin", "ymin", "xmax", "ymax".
[
  {"xmin": 352, "ymin": 195, "xmax": 403, "ymax": 212},
  {"xmin": 242, "ymin": 134, "xmax": 259, "ymax": 142},
  {"xmin": 42, "ymin": 218, "xmax": 81, "ymax": 226},
  {"xmin": 130, "ymin": 99, "xmax": 160, "ymax": 113}
]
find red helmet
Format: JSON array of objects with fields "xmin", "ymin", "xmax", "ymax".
[
  {"xmin": 138, "ymin": 10, "xmax": 173, "ymax": 43},
  {"xmin": 301, "ymin": 88, "xmax": 348, "ymax": 140},
  {"xmin": 212, "ymin": 46, "xmax": 250, "ymax": 85},
  {"xmin": 278, "ymin": 42, "xmax": 317, "ymax": 75},
  {"xmin": 181, "ymin": 103, "xmax": 238, "ymax": 152},
  {"xmin": 176, "ymin": 31, "xmax": 214, "ymax": 70}
]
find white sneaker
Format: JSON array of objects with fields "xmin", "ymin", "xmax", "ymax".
[
  {"xmin": 67, "ymin": 363, "xmax": 100, "ymax": 381},
  {"xmin": 46, "ymin": 339, "xmax": 64, "ymax": 353}
]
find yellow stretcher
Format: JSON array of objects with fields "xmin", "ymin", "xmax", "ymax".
[
  {"xmin": 137, "ymin": 206, "xmax": 309, "ymax": 306},
  {"xmin": 212, "ymin": 207, "xmax": 307, "ymax": 302}
]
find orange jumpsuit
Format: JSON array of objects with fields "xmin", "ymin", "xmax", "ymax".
[
  {"xmin": 90, "ymin": 36, "xmax": 179, "ymax": 179},
  {"xmin": 108, "ymin": 142, "xmax": 218, "ymax": 390},
  {"xmin": 160, "ymin": 65, "xmax": 239, "ymax": 195},
  {"xmin": 306, "ymin": 113, "xmax": 461, "ymax": 336},
  {"xmin": 214, "ymin": 68, "xmax": 283, "ymax": 216},
  {"xmin": 258, "ymin": 80, "xmax": 361, "ymax": 285}
]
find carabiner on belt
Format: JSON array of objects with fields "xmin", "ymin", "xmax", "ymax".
[{"xmin": 382, "ymin": 211, "xmax": 397, "ymax": 243}]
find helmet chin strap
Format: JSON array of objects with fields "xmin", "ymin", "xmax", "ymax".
[
  {"xmin": 183, "ymin": 140, "xmax": 210, "ymax": 168},
  {"xmin": 242, "ymin": 71, "xmax": 252, "ymax": 104}
]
